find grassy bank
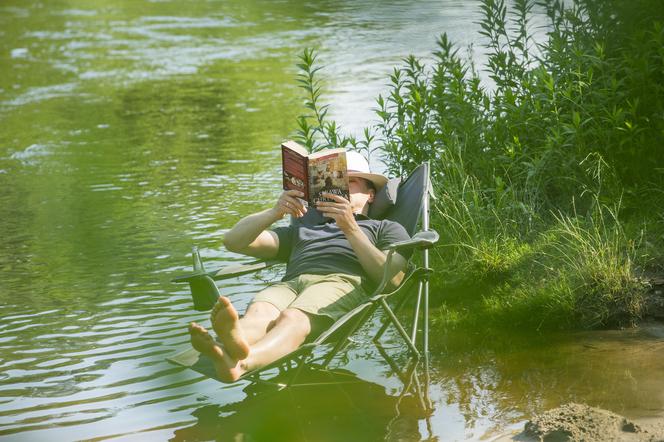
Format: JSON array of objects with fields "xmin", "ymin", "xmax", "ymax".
[{"xmin": 295, "ymin": 0, "xmax": 664, "ymax": 330}]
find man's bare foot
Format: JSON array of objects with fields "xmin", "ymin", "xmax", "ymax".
[
  {"xmin": 188, "ymin": 322, "xmax": 245, "ymax": 383},
  {"xmin": 210, "ymin": 296, "xmax": 250, "ymax": 360}
]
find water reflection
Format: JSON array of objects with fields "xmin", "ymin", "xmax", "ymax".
[{"xmin": 171, "ymin": 367, "xmax": 431, "ymax": 442}]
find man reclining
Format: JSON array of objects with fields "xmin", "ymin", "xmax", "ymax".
[{"xmin": 188, "ymin": 152, "xmax": 410, "ymax": 382}]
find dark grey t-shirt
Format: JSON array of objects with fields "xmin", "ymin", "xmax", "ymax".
[{"xmin": 272, "ymin": 214, "xmax": 411, "ymax": 283}]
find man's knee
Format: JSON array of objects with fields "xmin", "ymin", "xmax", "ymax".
[
  {"xmin": 276, "ymin": 308, "xmax": 312, "ymax": 334},
  {"xmin": 245, "ymin": 301, "xmax": 280, "ymax": 320}
]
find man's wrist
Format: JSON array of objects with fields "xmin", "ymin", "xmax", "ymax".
[
  {"xmin": 342, "ymin": 220, "xmax": 362, "ymax": 237},
  {"xmin": 266, "ymin": 207, "xmax": 283, "ymax": 222}
]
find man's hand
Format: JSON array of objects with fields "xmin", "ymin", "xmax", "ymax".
[
  {"xmin": 317, "ymin": 192, "xmax": 405, "ymax": 288},
  {"xmin": 316, "ymin": 193, "xmax": 358, "ymax": 233},
  {"xmin": 224, "ymin": 189, "xmax": 305, "ymax": 258},
  {"xmin": 273, "ymin": 190, "xmax": 307, "ymax": 219}
]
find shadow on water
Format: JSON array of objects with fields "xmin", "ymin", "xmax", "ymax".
[{"xmin": 171, "ymin": 367, "xmax": 432, "ymax": 442}]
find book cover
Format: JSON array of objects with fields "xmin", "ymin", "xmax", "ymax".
[{"xmin": 281, "ymin": 141, "xmax": 349, "ymax": 205}]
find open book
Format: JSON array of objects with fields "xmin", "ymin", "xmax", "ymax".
[{"xmin": 281, "ymin": 140, "xmax": 349, "ymax": 205}]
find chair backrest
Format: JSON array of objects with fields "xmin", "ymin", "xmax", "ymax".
[{"xmin": 379, "ymin": 162, "xmax": 430, "ymax": 236}]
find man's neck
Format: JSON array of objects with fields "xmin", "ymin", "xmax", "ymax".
[{"xmin": 355, "ymin": 203, "xmax": 370, "ymax": 217}]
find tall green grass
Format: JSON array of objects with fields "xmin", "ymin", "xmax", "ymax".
[{"xmin": 294, "ymin": 0, "xmax": 664, "ymax": 330}]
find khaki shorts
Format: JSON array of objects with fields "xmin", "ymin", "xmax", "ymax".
[{"xmin": 251, "ymin": 273, "xmax": 367, "ymax": 322}]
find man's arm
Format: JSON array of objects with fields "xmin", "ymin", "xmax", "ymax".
[
  {"xmin": 316, "ymin": 194, "xmax": 407, "ymax": 289},
  {"xmin": 344, "ymin": 227, "xmax": 407, "ymax": 289},
  {"xmin": 223, "ymin": 190, "xmax": 306, "ymax": 259}
]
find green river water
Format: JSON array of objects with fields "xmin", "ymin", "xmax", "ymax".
[{"xmin": 1, "ymin": 0, "xmax": 663, "ymax": 440}]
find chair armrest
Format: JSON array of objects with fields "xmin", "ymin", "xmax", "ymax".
[
  {"xmin": 368, "ymin": 230, "xmax": 439, "ymax": 297},
  {"xmin": 172, "ymin": 259, "xmax": 281, "ymax": 283},
  {"xmin": 387, "ymin": 229, "xmax": 439, "ymax": 252}
]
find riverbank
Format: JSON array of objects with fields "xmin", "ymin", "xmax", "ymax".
[
  {"xmin": 447, "ymin": 272, "xmax": 664, "ymax": 330},
  {"xmin": 501, "ymin": 403, "xmax": 664, "ymax": 442},
  {"xmin": 490, "ymin": 320, "xmax": 664, "ymax": 441},
  {"xmin": 415, "ymin": 0, "xmax": 664, "ymax": 332}
]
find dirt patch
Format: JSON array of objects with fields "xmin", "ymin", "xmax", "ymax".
[{"xmin": 519, "ymin": 403, "xmax": 664, "ymax": 442}]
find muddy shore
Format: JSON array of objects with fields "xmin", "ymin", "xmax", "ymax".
[
  {"xmin": 514, "ymin": 403, "xmax": 664, "ymax": 441},
  {"xmin": 498, "ymin": 282, "xmax": 664, "ymax": 442}
]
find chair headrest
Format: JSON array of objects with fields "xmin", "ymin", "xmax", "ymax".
[{"xmin": 368, "ymin": 177, "xmax": 401, "ymax": 219}]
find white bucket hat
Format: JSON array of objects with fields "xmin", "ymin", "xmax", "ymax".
[{"xmin": 346, "ymin": 151, "xmax": 388, "ymax": 190}]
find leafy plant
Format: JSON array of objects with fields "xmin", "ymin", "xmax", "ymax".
[{"xmin": 293, "ymin": 0, "xmax": 663, "ymax": 329}]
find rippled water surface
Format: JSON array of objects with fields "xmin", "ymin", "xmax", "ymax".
[{"xmin": 2, "ymin": 0, "xmax": 663, "ymax": 440}]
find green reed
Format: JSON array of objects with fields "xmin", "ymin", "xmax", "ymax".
[{"xmin": 295, "ymin": 0, "xmax": 664, "ymax": 329}]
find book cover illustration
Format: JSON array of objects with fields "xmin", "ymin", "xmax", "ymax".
[
  {"xmin": 308, "ymin": 152, "xmax": 348, "ymax": 204},
  {"xmin": 281, "ymin": 141, "xmax": 349, "ymax": 206}
]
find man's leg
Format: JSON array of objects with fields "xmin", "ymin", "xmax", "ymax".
[
  {"xmin": 239, "ymin": 301, "xmax": 281, "ymax": 344},
  {"xmin": 209, "ymin": 298, "xmax": 280, "ymax": 359},
  {"xmin": 188, "ymin": 275, "xmax": 357, "ymax": 383},
  {"xmin": 189, "ymin": 322, "xmax": 243, "ymax": 383},
  {"xmin": 208, "ymin": 281, "xmax": 296, "ymax": 359},
  {"xmin": 241, "ymin": 308, "xmax": 313, "ymax": 372},
  {"xmin": 189, "ymin": 306, "xmax": 314, "ymax": 383}
]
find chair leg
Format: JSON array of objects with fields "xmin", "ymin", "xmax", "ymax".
[
  {"xmin": 374, "ymin": 341, "xmax": 408, "ymax": 384},
  {"xmin": 410, "ymin": 367, "xmax": 429, "ymax": 412},
  {"xmin": 286, "ymin": 354, "xmax": 309, "ymax": 387},
  {"xmin": 374, "ymin": 281, "xmax": 420, "ymax": 342},
  {"xmin": 320, "ymin": 305, "xmax": 377, "ymax": 368},
  {"xmin": 423, "ymin": 354, "xmax": 432, "ymax": 413},
  {"xmin": 375, "ymin": 340, "xmax": 432, "ymax": 415},
  {"xmin": 423, "ymin": 279, "xmax": 430, "ymax": 362},
  {"xmin": 379, "ymin": 298, "xmax": 420, "ymax": 358},
  {"xmin": 410, "ymin": 281, "xmax": 423, "ymax": 344}
]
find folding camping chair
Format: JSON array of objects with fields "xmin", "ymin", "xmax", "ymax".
[{"xmin": 168, "ymin": 162, "xmax": 438, "ymax": 397}]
